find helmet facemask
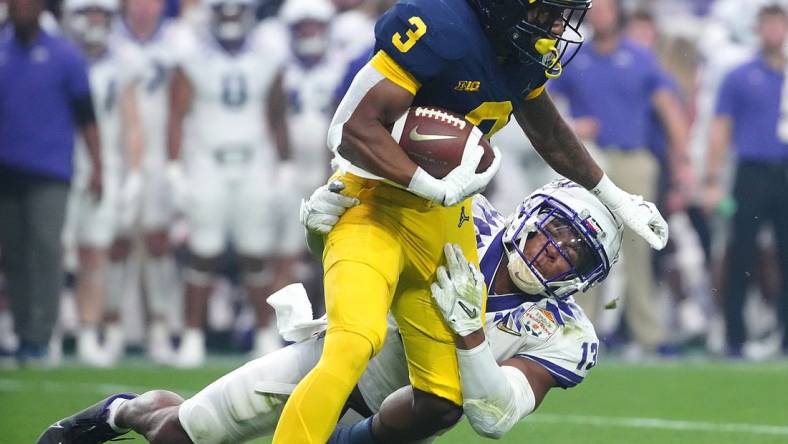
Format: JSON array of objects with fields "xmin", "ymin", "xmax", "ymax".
[
  {"xmin": 472, "ymin": 0, "xmax": 590, "ymax": 78},
  {"xmin": 503, "ymin": 192, "xmax": 610, "ymax": 299},
  {"xmin": 66, "ymin": 7, "xmax": 114, "ymax": 54},
  {"xmin": 290, "ymin": 19, "xmax": 330, "ymax": 65},
  {"xmin": 210, "ymin": 1, "xmax": 254, "ymax": 48}
]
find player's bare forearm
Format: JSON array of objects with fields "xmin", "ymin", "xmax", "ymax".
[
  {"xmin": 515, "ymin": 92, "xmax": 603, "ymax": 189},
  {"xmin": 267, "ymin": 72, "xmax": 291, "ymax": 161},
  {"xmin": 167, "ymin": 67, "xmax": 192, "ymax": 162},
  {"xmin": 336, "ymin": 77, "xmax": 419, "ymax": 186},
  {"xmin": 454, "ymin": 328, "xmax": 486, "ymax": 350}
]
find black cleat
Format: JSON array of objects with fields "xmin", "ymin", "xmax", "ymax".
[{"xmin": 36, "ymin": 393, "xmax": 137, "ymax": 444}]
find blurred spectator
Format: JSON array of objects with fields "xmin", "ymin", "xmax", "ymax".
[
  {"xmin": 705, "ymin": 4, "xmax": 788, "ymax": 358},
  {"xmin": 60, "ymin": 0, "xmax": 144, "ymax": 367},
  {"xmin": 114, "ymin": 0, "xmax": 181, "ymax": 363},
  {"xmin": 626, "ymin": 9, "xmax": 714, "ymax": 346},
  {"xmin": 279, "ymin": 0, "xmax": 342, "ymax": 313},
  {"xmin": 549, "ymin": 0, "xmax": 690, "ymax": 355},
  {"xmin": 329, "ymin": 0, "xmax": 374, "ymax": 62},
  {"xmin": 168, "ymin": 0, "xmax": 290, "ymax": 367},
  {"xmin": 0, "ymin": 0, "xmax": 101, "ymax": 365}
]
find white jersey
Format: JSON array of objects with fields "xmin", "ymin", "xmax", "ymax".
[
  {"xmin": 73, "ymin": 42, "xmax": 140, "ymax": 178},
  {"xmin": 114, "ymin": 20, "xmax": 184, "ymax": 169},
  {"xmin": 358, "ymin": 195, "xmax": 599, "ymax": 411},
  {"xmin": 66, "ymin": 42, "xmax": 142, "ymax": 248},
  {"xmin": 177, "ymin": 27, "xmax": 284, "ymax": 168},
  {"xmin": 283, "ymin": 55, "xmax": 345, "ymax": 186}
]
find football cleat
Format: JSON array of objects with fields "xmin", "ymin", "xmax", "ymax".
[{"xmin": 36, "ymin": 393, "xmax": 137, "ymax": 444}]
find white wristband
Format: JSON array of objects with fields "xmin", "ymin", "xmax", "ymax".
[
  {"xmin": 590, "ymin": 173, "xmax": 625, "ymax": 209},
  {"xmin": 407, "ymin": 167, "xmax": 446, "ymax": 203}
]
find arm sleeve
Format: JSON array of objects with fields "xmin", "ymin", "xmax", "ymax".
[{"xmin": 457, "ymin": 340, "xmax": 536, "ymax": 439}]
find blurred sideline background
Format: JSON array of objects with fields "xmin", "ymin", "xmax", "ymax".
[{"xmin": 1, "ymin": 0, "xmax": 788, "ymax": 441}]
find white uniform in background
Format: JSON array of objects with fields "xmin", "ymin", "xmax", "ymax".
[
  {"xmin": 488, "ymin": 120, "xmax": 559, "ymax": 215},
  {"xmin": 329, "ymin": 8, "xmax": 374, "ymax": 63},
  {"xmin": 177, "ymin": 195, "xmax": 599, "ymax": 444},
  {"xmin": 115, "ymin": 20, "xmax": 184, "ymax": 231},
  {"xmin": 113, "ymin": 20, "xmax": 189, "ymax": 363},
  {"xmin": 277, "ymin": 56, "xmax": 345, "ymax": 254},
  {"xmin": 176, "ymin": 27, "xmax": 284, "ymax": 258},
  {"xmin": 64, "ymin": 42, "xmax": 141, "ymax": 249}
]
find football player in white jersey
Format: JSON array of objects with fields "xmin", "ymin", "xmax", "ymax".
[
  {"xmin": 61, "ymin": 0, "xmax": 144, "ymax": 367},
  {"xmin": 166, "ymin": 0, "xmax": 291, "ymax": 367},
  {"xmin": 275, "ymin": 0, "xmax": 343, "ymax": 307},
  {"xmin": 113, "ymin": 0, "xmax": 183, "ymax": 362},
  {"xmin": 37, "ymin": 179, "xmax": 623, "ymax": 444}
]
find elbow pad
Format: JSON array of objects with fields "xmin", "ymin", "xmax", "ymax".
[{"xmin": 458, "ymin": 341, "xmax": 536, "ymax": 439}]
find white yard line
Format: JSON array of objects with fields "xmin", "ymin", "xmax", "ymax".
[
  {"xmin": 530, "ymin": 413, "xmax": 788, "ymax": 436},
  {"xmin": 3, "ymin": 378, "xmax": 788, "ymax": 436}
]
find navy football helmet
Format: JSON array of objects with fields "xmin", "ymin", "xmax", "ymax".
[{"xmin": 469, "ymin": 0, "xmax": 591, "ymax": 77}]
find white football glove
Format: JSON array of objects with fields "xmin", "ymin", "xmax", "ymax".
[
  {"xmin": 165, "ymin": 161, "xmax": 189, "ymax": 212},
  {"xmin": 591, "ymin": 174, "xmax": 669, "ymax": 250},
  {"xmin": 430, "ymin": 243, "xmax": 486, "ymax": 337},
  {"xmin": 408, "ymin": 127, "xmax": 502, "ymax": 207},
  {"xmin": 299, "ymin": 181, "xmax": 360, "ymax": 234}
]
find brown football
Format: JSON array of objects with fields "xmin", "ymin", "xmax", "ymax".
[{"xmin": 392, "ymin": 106, "xmax": 494, "ymax": 179}]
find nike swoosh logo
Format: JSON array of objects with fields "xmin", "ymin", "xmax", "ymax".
[
  {"xmin": 408, "ymin": 125, "xmax": 459, "ymax": 142},
  {"xmin": 51, "ymin": 421, "xmax": 63, "ymax": 429},
  {"xmin": 457, "ymin": 300, "xmax": 477, "ymax": 318}
]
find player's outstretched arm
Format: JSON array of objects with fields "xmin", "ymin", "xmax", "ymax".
[
  {"xmin": 431, "ymin": 244, "xmax": 555, "ymax": 438},
  {"xmin": 515, "ymin": 93, "xmax": 669, "ymax": 250}
]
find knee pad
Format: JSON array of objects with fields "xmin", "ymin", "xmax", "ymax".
[{"xmin": 321, "ymin": 330, "xmax": 376, "ymax": 376}]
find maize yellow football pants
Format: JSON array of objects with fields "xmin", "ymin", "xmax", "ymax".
[{"xmin": 272, "ymin": 172, "xmax": 482, "ymax": 443}]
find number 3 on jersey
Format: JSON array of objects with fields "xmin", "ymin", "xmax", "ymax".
[{"xmin": 392, "ymin": 16, "xmax": 427, "ymax": 53}]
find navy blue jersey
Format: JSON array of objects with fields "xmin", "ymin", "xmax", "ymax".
[{"xmin": 370, "ymin": 0, "xmax": 548, "ymax": 138}]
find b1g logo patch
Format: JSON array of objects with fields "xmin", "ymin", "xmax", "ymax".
[{"xmin": 522, "ymin": 306, "xmax": 558, "ymax": 340}]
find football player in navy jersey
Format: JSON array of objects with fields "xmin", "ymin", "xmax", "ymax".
[
  {"xmin": 36, "ymin": 180, "xmax": 623, "ymax": 444},
  {"xmin": 273, "ymin": 1, "xmax": 670, "ymax": 442}
]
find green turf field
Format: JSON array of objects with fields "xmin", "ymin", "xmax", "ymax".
[{"xmin": 2, "ymin": 357, "xmax": 787, "ymax": 444}]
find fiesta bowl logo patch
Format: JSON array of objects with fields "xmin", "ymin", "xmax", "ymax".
[{"xmin": 522, "ymin": 306, "xmax": 558, "ymax": 340}]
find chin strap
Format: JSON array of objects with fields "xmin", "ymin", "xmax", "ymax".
[{"xmin": 535, "ymin": 38, "xmax": 563, "ymax": 79}]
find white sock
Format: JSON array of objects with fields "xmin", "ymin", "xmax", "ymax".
[
  {"xmin": 106, "ymin": 397, "xmax": 131, "ymax": 433},
  {"xmin": 144, "ymin": 257, "xmax": 176, "ymax": 319}
]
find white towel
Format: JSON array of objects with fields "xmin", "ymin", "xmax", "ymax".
[{"xmin": 266, "ymin": 283, "xmax": 327, "ymax": 343}]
